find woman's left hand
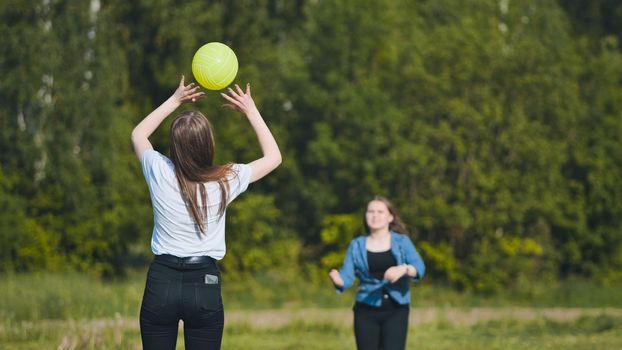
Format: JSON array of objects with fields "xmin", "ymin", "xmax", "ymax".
[
  {"xmin": 384, "ymin": 265, "xmax": 408, "ymax": 283},
  {"xmin": 172, "ymin": 75, "xmax": 205, "ymax": 104}
]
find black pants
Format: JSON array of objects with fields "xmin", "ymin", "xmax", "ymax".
[
  {"xmin": 140, "ymin": 255, "xmax": 224, "ymax": 350},
  {"xmin": 353, "ymin": 299, "xmax": 410, "ymax": 350}
]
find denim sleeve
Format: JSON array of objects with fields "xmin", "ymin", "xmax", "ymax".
[
  {"xmin": 403, "ymin": 236, "xmax": 426, "ymax": 282},
  {"xmin": 336, "ymin": 240, "xmax": 357, "ymax": 294}
]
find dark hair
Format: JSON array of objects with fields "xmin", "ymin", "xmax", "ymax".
[
  {"xmin": 363, "ymin": 195, "xmax": 408, "ymax": 234},
  {"xmin": 169, "ymin": 110, "xmax": 233, "ymax": 235}
]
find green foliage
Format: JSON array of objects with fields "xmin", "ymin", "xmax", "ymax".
[
  {"xmin": 223, "ymin": 194, "xmax": 299, "ymax": 274},
  {"xmin": 0, "ymin": 1, "xmax": 148, "ymax": 275},
  {"xmin": 417, "ymin": 242, "xmax": 462, "ymax": 285},
  {"xmin": 319, "ymin": 214, "xmax": 360, "ymax": 270},
  {"xmin": 463, "ymin": 236, "xmax": 550, "ymax": 293},
  {"xmin": 1, "ymin": 0, "xmax": 621, "ymax": 293}
]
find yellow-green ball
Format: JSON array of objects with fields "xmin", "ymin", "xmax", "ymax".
[{"xmin": 192, "ymin": 42, "xmax": 238, "ymax": 90}]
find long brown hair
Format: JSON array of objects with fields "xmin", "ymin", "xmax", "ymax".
[
  {"xmin": 363, "ymin": 195, "xmax": 409, "ymax": 234},
  {"xmin": 169, "ymin": 110, "xmax": 233, "ymax": 235}
]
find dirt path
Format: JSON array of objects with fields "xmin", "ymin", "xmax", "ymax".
[
  {"xmin": 226, "ymin": 307, "xmax": 622, "ymax": 328},
  {"xmin": 41, "ymin": 307, "xmax": 622, "ymax": 332}
]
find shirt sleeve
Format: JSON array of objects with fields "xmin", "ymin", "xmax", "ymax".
[
  {"xmin": 402, "ymin": 236, "xmax": 426, "ymax": 282},
  {"xmin": 336, "ymin": 240, "xmax": 357, "ymax": 294},
  {"xmin": 226, "ymin": 163, "xmax": 252, "ymax": 204},
  {"xmin": 140, "ymin": 149, "xmax": 160, "ymax": 183}
]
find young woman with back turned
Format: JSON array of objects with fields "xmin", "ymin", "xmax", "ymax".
[
  {"xmin": 329, "ymin": 196, "xmax": 425, "ymax": 350},
  {"xmin": 131, "ymin": 77, "xmax": 281, "ymax": 350}
]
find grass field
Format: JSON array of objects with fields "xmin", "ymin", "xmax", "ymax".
[
  {"xmin": 4, "ymin": 310, "xmax": 622, "ymax": 349},
  {"xmin": 1, "ymin": 271, "xmax": 621, "ymax": 349}
]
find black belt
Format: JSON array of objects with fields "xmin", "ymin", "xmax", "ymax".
[{"xmin": 154, "ymin": 254, "xmax": 215, "ymax": 267}]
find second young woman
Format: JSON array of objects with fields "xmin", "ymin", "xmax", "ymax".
[{"xmin": 329, "ymin": 196, "xmax": 425, "ymax": 350}]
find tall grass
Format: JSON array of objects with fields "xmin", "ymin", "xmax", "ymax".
[
  {"xmin": 0, "ymin": 271, "xmax": 144, "ymax": 322},
  {"xmin": 1, "ymin": 271, "xmax": 621, "ymax": 349},
  {"xmin": 1, "ymin": 271, "xmax": 621, "ymax": 323}
]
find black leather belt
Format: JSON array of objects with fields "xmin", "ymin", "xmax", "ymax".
[{"xmin": 154, "ymin": 254, "xmax": 215, "ymax": 266}]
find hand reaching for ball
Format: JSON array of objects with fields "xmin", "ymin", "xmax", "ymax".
[
  {"xmin": 172, "ymin": 75, "xmax": 205, "ymax": 104},
  {"xmin": 221, "ymin": 83, "xmax": 258, "ymax": 116}
]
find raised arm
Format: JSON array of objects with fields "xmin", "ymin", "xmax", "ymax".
[
  {"xmin": 221, "ymin": 83, "xmax": 282, "ymax": 183},
  {"xmin": 131, "ymin": 76, "xmax": 204, "ymax": 159}
]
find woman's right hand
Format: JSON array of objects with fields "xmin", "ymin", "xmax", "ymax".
[
  {"xmin": 221, "ymin": 83, "xmax": 258, "ymax": 116},
  {"xmin": 220, "ymin": 82, "xmax": 282, "ymax": 183},
  {"xmin": 329, "ymin": 269, "xmax": 344, "ymax": 288}
]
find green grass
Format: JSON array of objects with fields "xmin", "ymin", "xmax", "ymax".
[
  {"xmin": 0, "ymin": 271, "xmax": 144, "ymax": 321},
  {"xmin": 2, "ymin": 270, "xmax": 621, "ymax": 323},
  {"xmin": 223, "ymin": 316, "xmax": 622, "ymax": 350},
  {"xmin": 3, "ymin": 314, "xmax": 622, "ymax": 349},
  {"xmin": 1, "ymin": 271, "xmax": 621, "ymax": 349}
]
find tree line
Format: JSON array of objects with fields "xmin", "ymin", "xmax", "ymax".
[{"xmin": 1, "ymin": 0, "xmax": 621, "ymax": 292}]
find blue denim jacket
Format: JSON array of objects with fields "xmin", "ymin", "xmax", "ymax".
[{"xmin": 335, "ymin": 232, "xmax": 426, "ymax": 307}]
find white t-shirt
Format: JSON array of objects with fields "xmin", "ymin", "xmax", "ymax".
[{"xmin": 140, "ymin": 149, "xmax": 251, "ymax": 259}]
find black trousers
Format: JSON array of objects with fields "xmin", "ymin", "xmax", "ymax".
[
  {"xmin": 353, "ymin": 299, "xmax": 410, "ymax": 350},
  {"xmin": 140, "ymin": 255, "xmax": 224, "ymax": 350}
]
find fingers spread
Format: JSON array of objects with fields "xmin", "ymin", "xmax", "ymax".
[
  {"xmin": 184, "ymin": 83, "xmax": 196, "ymax": 92},
  {"xmin": 220, "ymin": 92, "xmax": 241, "ymax": 106},
  {"xmin": 234, "ymin": 84, "xmax": 244, "ymax": 96},
  {"xmin": 189, "ymin": 91, "xmax": 205, "ymax": 100},
  {"xmin": 228, "ymin": 87, "xmax": 242, "ymax": 99}
]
